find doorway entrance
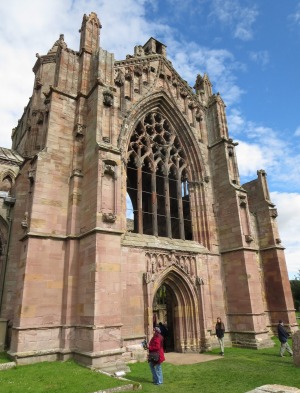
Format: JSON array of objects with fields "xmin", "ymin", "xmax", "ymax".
[
  {"xmin": 147, "ymin": 266, "xmax": 202, "ymax": 352},
  {"xmin": 153, "ymin": 284, "xmax": 175, "ymax": 352}
]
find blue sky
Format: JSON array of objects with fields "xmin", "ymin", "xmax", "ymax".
[{"xmin": 0, "ymin": 0, "xmax": 299, "ymax": 278}]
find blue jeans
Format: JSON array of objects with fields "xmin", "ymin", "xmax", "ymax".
[{"xmin": 149, "ymin": 361, "xmax": 163, "ymax": 385}]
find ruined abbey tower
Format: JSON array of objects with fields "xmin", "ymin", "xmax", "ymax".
[{"xmin": 0, "ymin": 13, "xmax": 296, "ymax": 369}]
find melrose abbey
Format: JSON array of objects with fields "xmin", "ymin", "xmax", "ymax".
[{"xmin": 0, "ymin": 13, "xmax": 297, "ymax": 370}]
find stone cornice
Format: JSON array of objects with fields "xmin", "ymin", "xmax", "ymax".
[
  {"xmin": 20, "ymin": 227, "xmax": 125, "ymax": 242},
  {"xmin": 220, "ymin": 244, "xmax": 285, "ymax": 254}
]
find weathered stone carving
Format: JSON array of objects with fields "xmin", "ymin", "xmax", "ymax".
[
  {"xmin": 134, "ymin": 64, "xmax": 143, "ymax": 77},
  {"xmin": 195, "ymin": 109, "xmax": 203, "ymax": 122},
  {"xmin": 103, "ymin": 90, "xmax": 114, "ymax": 107},
  {"xmin": 34, "ymin": 77, "xmax": 42, "ymax": 90},
  {"xmin": 239, "ymin": 195, "xmax": 247, "ymax": 207},
  {"xmin": 172, "ymin": 76, "xmax": 178, "ymax": 87},
  {"xmin": 245, "ymin": 235, "xmax": 253, "ymax": 243},
  {"xmin": 188, "ymin": 100, "xmax": 196, "ymax": 109},
  {"xmin": 270, "ymin": 208, "xmax": 278, "ymax": 218},
  {"xmin": 37, "ymin": 112, "xmax": 44, "ymax": 124},
  {"xmin": 102, "ymin": 212, "xmax": 116, "ymax": 223},
  {"xmin": 125, "ymin": 67, "xmax": 133, "ymax": 80},
  {"xmin": 195, "ymin": 276, "xmax": 204, "ymax": 285},
  {"xmin": 28, "ymin": 170, "xmax": 35, "ymax": 183},
  {"xmin": 227, "ymin": 146, "xmax": 234, "ymax": 157},
  {"xmin": 180, "ymin": 87, "xmax": 188, "ymax": 98},
  {"xmin": 134, "ymin": 45, "xmax": 145, "ymax": 57},
  {"xmin": 145, "ymin": 251, "xmax": 196, "ymax": 284},
  {"xmin": 21, "ymin": 212, "xmax": 29, "ymax": 229},
  {"xmin": 74, "ymin": 123, "xmax": 86, "ymax": 138},
  {"xmin": 114, "ymin": 69, "xmax": 125, "ymax": 86},
  {"xmin": 103, "ymin": 163, "xmax": 116, "ymax": 178},
  {"xmin": 194, "ymin": 74, "xmax": 204, "ymax": 94}
]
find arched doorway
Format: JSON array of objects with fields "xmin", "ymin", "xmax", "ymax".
[
  {"xmin": 153, "ymin": 284, "xmax": 175, "ymax": 352},
  {"xmin": 146, "ymin": 264, "xmax": 204, "ymax": 353}
]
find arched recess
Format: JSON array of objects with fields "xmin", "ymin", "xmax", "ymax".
[
  {"xmin": 121, "ymin": 91, "xmax": 212, "ymax": 248},
  {"xmin": 145, "ymin": 265, "xmax": 203, "ymax": 353},
  {"xmin": 0, "ymin": 170, "xmax": 15, "ymax": 193}
]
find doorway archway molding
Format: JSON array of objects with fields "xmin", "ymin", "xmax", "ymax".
[{"xmin": 144, "ymin": 261, "xmax": 208, "ymax": 352}]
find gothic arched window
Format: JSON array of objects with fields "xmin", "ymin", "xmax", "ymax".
[
  {"xmin": 1, "ymin": 175, "xmax": 13, "ymax": 192},
  {"xmin": 126, "ymin": 111, "xmax": 192, "ymax": 240}
]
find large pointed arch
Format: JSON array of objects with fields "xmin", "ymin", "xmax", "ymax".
[
  {"xmin": 145, "ymin": 265, "xmax": 203, "ymax": 352},
  {"xmin": 122, "ymin": 91, "xmax": 212, "ymax": 248},
  {"xmin": 119, "ymin": 90, "xmax": 207, "ymax": 183}
]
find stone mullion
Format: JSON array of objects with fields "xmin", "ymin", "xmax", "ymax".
[
  {"xmin": 164, "ymin": 170, "xmax": 172, "ymax": 238},
  {"xmin": 152, "ymin": 170, "xmax": 158, "ymax": 236},
  {"xmin": 137, "ymin": 153, "xmax": 143, "ymax": 234},
  {"xmin": 177, "ymin": 175, "xmax": 185, "ymax": 240},
  {"xmin": 189, "ymin": 183, "xmax": 201, "ymax": 244}
]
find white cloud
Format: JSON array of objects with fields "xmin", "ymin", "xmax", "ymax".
[
  {"xmin": 227, "ymin": 108, "xmax": 245, "ymax": 133},
  {"xmin": 0, "ymin": 0, "xmax": 170, "ymax": 148},
  {"xmin": 271, "ymin": 192, "xmax": 300, "ymax": 279},
  {"xmin": 249, "ymin": 50, "xmax": 270, "ymax": 67},
  {"xmin": 228, "ymin": 109, "xmax": 300, "ymax": 190},
  {"xmin": 295, "ymin": 126, "xmax": 300, "ymax": 136},
  {"xmin": 167, "ymin": 41, "xmax": 245, "ymax": 106},
  {"xmin": 210, "ymin": 0, "xmax": 258, "ymax": 41},
  {"xmin": 235, "ymin": 140, "xmax": 271, "ymax": 176},
  {"xmin": 0, "ymin": 0, "xmax": 248, "ymax": 149},
  {"xmin": 289, "ymin": 2, "xmax": 300, "ymax": 25}
]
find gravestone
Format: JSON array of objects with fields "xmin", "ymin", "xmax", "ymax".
[{"xmin": 292, "ymin": 330, "xmax": 300, "ymax": 367}]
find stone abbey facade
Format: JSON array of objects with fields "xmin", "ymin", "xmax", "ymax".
[{"xmin": 0, "ymin": 12, "xmax": 297, "ymax": 368}]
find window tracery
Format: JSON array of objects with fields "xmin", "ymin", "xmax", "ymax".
[{"xmin": 126, "ymin": 111, "xmax": 192, "ymax": 240}]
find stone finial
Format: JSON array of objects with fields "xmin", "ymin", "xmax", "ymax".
[
  {"xmin": 79, "ymin": 12, "xmax": 101, "ymax": 53},
  {"xmin": 194, "ymin": 74, "xmax": 204, "ymax": 94}
]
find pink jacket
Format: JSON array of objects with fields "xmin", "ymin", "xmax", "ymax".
[{"xmin": 148, "ymin": 332, "xmax": 165, "ymax": 364}]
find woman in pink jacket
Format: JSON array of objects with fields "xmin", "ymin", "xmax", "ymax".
[{"xmin": 148, "ymin": 326, "xmax": 165, "ymax": 385}]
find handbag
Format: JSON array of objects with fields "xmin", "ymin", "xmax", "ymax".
[{"xmin": 148, "ymin": 351, "xmax": 160, "ymax": 362}]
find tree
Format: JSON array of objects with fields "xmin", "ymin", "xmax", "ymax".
[{"xmin": 290, "ymin": 279, "xmax": 300, "ymax": 311}]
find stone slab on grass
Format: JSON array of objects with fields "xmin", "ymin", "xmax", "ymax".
[
  {"xmin": 0, "ymin": 362, "xmax": 16, "ymax": 371},
  {"xmin": 246, "ymin": 385, "xmax": 300, "ymax": 393}
]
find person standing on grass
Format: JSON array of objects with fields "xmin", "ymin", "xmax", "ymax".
[
  {"xmin": 277, "ymin": 320, "xmax": 293, "ymax": 357},
  {"xmin": 215, "ymin": 317, "xmax": 225, "ymax": 356},
  {"xmin": 148, "ymin": 327, "xmax": 165, "ymax": 385}
]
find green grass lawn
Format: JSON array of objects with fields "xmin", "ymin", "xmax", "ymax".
[
  {"xmin": 0, "ymin": 351, "xmax": 11, "ymax": 363},
  {"xmin": 0, "ymin": 360, "xmax": 130, "ymax": 393},
  {"xmin": 0, "ymin": 338, "xmax": 299, "ymax": 393},
  {"xmin": 127, "ymin": 338, "xmax": 300, "ymax": 393}
]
